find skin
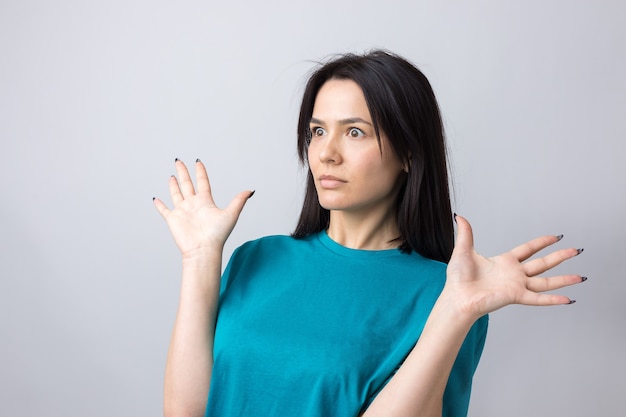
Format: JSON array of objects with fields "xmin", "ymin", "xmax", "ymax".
[
  {"xmin": 308, "ymin": 79, "xmax": 407, "ymax": 250},
  {"xmin": 154, "ymin": 80, "xmax": 585, "ymax": 417},
  {"xmin": 155, "ymin": 160, "xmax": 253, "ymax": 417}
]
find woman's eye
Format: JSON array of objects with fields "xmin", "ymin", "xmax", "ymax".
[
  {"xmin": 348, "ymin": 128, "xmax": 365, "ymax": 138},
  {"xmin": 312, "ymin": 127, "xmax": 325, "ymax": 137}
]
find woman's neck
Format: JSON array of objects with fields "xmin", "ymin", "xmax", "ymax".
[{"xmin": 326, "ymin": 209, "xmax": 400, "ymax": 250}]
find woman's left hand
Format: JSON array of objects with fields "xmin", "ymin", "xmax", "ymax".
[{"xmin": 444, "ymin": 215, "xmax": 585, "ymax": 320}]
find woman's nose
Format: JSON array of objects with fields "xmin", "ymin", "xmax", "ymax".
[{"xmin": 318, "ymin": 132, "xmax": 342, "ymax": 164}]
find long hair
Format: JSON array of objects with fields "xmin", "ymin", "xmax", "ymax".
[{"xmin": 292, "ymin": 50, "xmax": 454, "ymax": 263}]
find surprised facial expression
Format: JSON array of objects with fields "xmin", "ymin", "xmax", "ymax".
[{"xmin": 308, "ymin": 79, "xmax": 406, "ymax": 218}]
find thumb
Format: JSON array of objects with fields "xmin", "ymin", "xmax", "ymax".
[
  {"xmin": 452, "ymin": 214, "xmax": 475, "ymax": 256},
  {"xmin": 225, "ymin": 190, "xmax": 255, "ymax": 219}
]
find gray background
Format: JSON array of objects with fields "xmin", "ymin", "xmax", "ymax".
[{"xmin": 1, "ymin": 0, "xmax": 624, "ymax": 416}]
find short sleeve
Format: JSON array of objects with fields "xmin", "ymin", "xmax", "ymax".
[
  {"xmin": 361, "ymin": 315, "xmax": 488, "ymax": 416},
  {"xmin": 219, "ymin": 243, "xmax": 248, "ymax": 296},
  {"xmin": 442, "ymin": 314, "xmax": 489, "ymax": 417}
]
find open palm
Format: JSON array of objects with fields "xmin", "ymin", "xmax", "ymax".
[
  {"xmin": 445, "ymin": 215, "xmax": 584, "ymax": 320},
  {"xmin": 153, "ymin": 159, "xmax": 253, "ymax": 257}
]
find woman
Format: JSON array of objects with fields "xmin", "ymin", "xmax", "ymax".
[{"xmin": 154, "ymin": 50, "xmax": 584, "ymax": 417}]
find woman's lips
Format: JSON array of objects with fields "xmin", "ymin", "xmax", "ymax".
[{"xmin": 319, "ymin": 175, "xmax": 347, "ymax": 189}]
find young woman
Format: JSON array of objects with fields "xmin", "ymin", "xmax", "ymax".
[{"xmin": 154, "ymin": 50, "xmax": 585, "ymax": 417}]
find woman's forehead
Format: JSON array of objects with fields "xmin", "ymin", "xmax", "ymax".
[{"xmin": 311, "ymin": 79, "xmax": 372, "ymax": 123}]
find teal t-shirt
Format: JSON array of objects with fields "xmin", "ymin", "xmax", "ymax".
[{"xmin": 206, "ymin": 232, "xmax": 488, "ymax": 417}]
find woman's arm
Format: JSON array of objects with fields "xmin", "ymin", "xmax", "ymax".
[
  {"xmin": 162, "ymin": 250, "xmax": 222, "ymax": 417},
  {"xmin": 363, "ymin": 215, "xmax": 585, "ymax": 417},
  {"xmin": 154, "ymin": 159, "xmax": 253, "ymax": 417}
]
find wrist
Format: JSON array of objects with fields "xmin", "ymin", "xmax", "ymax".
[
  {"xmin": 180, "ymin": 249, "xmax": 223, "ymax": 290},
  {"xmin": 433, "ymin": 288, "xmax": 482, "ymax": 328},
  {"xmin": 181, "ymin": 246, "xmax": 223, "ymax": 267}
]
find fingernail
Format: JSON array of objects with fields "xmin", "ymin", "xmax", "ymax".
[
  {"xmin": 152, "ymin": 197, "xmax": 156, "ymax": 201},
  {"xmin": 175, "ymin": 157, "xmax": 180, "ymax": 162},
  {"xmin": 567, "ymin": 299, "xmax": 576, "ymax": 305},
  {"xmin": 196, "ymin": 158, "xmax": 201, "ymax": 163},
  {"xmin": 576, "ymin": 248, "xmax": 584, "ymax": 255},
  {"xmin": 581, "ymin": 276, "xmax": 588, "ymax": 282},
  {"xmin": 453, "ymin": 213, "xmax": 458, "ymax": 223},
  {"xmin": 556, "ymin": 234, "xmax": 564, "ymax": 241},
  {"xmin": 249, "ymin": 190, "xmax": 256, "ymax": 198}
]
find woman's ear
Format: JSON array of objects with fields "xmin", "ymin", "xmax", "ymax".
[{"xmin": 403, "ymin": 154, "xmax": 412, "ymax": 173}]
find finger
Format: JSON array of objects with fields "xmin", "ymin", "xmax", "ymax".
[
  {"xmin": 526, "ymin": 274, "xmax": 586, "ymax": 293},
  {"xmin": 225, "ymin": 190, "xmax": 255, "ymax": 220},
  {"xmin": 168, "ymin": 175, "xmax": 183, "ymax": 205},
  {"xmin": 517, "ymin": 290, "xmax": 574, "ymax": 307},
  {"xmin": 451, "ymin": 214, "xmax": 475, "ymax": 256},
  {"xmin": 523, "ymin": 247, "xmax": 582, "ymax": 276},
  {"xmin": 509, "ymin": 234, "xmax": 562, "ymax": 262},
  {"xmin": 153, "ymin": 197, "xmax": 170, "ymax": 218},
  {"xmin": 194, "ymin": 159, "xmax": 215, "ymax": 204},
  {"xmin": 174, "ymin": 159, "xmax": 196, "ymax": 198}
]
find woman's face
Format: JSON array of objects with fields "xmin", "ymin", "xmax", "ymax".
[{"xmin": 308, "ymin": 79, "xmax": 406, "ymax": 218}]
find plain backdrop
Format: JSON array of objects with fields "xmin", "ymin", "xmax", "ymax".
[{"xmin": 1, "ymin": 0, "xmax": 624, "ymax": 416}]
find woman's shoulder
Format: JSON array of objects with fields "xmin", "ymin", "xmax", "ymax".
[
  {"xmin": 237, "ymin": 233, "xmax": 310, "ymax": 249},
  {"xmin": 223, "ymin": 234, "xmax": 320, "ymax": 283},
  {"xmin": 232, "ymin": 233, "xmax": 318, "ymax": 258},
  {"xmin": 391, "ymin": 249, "xmax": 448, "ymax": 276}
]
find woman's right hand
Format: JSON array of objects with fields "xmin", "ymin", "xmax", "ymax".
[{"xmin": 153, "ymin": 159, "xmax": 254, "ymax": 259}]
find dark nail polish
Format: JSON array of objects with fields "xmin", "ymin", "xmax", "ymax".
[
  {"xmin": 152, "ymin": 197, "xmax": 156, "ymax": 201},
  {"xmin": 567, "ymin": 299, "xmax": 576, "ymax": 305},
  {"xmin": 581, "ymin": 276, "xmax": 588, "ymax": 282},
  {"xmin": 576, "ymin": 248, "xmax": 584, "ymax": 255},
  {"xmin": 556, "ymin": 234, "xmax": 564, "ymax": 241},
  {"xmin": 196, "ymin": 158, "xmax": 201, "ymax": 163},
  {"xmin": 453, "ymin": 213, "xmax": 457, "ymax": 223},
  {"xmin": 175, "ymin": 157, "xmax": 180, "ymax": 162},
  {"xmin": 249, "ymin": 190, "xmax": 256, "ymax": 198}
]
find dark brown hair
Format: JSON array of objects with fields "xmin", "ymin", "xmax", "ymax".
[{"xmin": 292, "ymin": 50, "xmax": 454, "ymax": 263}]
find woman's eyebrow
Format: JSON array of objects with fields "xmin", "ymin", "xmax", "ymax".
[{"xmin": 310, "ymin": 117, "xmax": 373, "ymax": 126}]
